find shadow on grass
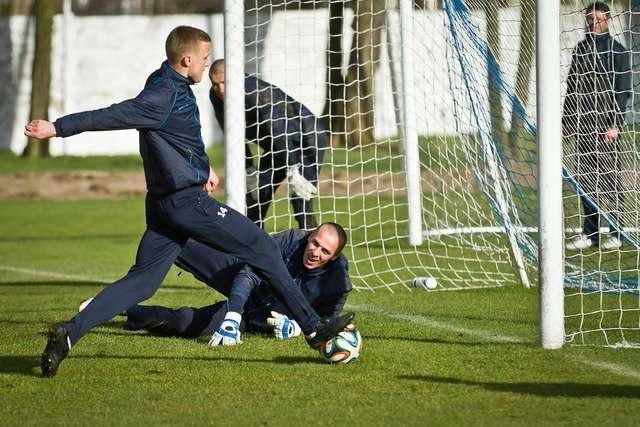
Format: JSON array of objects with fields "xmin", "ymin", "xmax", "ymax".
[
  {"xmin": 399, "ymin": 374, "xmax": 640, "ymax": 398},
  {"xmin": 0, "ymin": 352, "xmax": 326, "ymax": 377},
  {"xmin": 0, "ymin": 353, "xmax": 322, "ymax": 378},
  {"xmin": 0, "ymin": 356, "xmax": 42, "ymax": 377},
  {"xmin": 70, "ymin": 353, "xmax": 320, "ymax": 365}
]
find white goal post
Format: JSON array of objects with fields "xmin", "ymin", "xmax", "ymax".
[{"xmin": 537, "ymin": 0, "xmax": 564, "ymax": 350}]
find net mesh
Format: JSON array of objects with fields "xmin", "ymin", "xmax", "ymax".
[{"xmin": 240, "ymin": 0, "xmax": 640, "ymax": 346}]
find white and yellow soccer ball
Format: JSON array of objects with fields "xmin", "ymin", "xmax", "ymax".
[{"xmin": 319, "ymin": 326, "xmax": 362, "ymax": 364}]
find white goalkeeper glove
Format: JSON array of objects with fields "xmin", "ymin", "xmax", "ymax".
[
  {"xmin": 208, "ymin": 311, "xmax": 242, "ymax": 347},
  {"xmin": 246, "ymin": 165, "xmax": 260, "ymax": 202},
  {"xmin": 266, "ymin": 311, "xmax": 302, "ymax": 340},
  {"xmin": 287, "ymin": 164, "xmax": 317, "ymax": 201}
]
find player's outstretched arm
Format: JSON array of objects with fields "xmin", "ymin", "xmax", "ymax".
[{"xmin": 24, "ymin": 119, "xmax": 56, "ymax": 140}]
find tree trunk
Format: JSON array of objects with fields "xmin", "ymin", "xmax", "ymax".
[
  {"xmin": 485, "ymin": 2, "xmax": 505, "ymax": 149},
  {"xmin": 23, "ymin": 0, "xmax": 53, "ymax": 158},
  {"xmin": 0, "ymin": 6, "xmax": 15, "ymax": 151},
  {"xmin": 322, "ymin": 0, "xmax": 347, "ymax": 146},
  {"xmin": 508, "ymin": 0, "xmax": 534, "ymax": 155},
  {"xmin": 343, "ymin": 0, "xmax": 386, "ymax": 146}
]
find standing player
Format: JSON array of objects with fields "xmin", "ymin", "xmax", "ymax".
[
  {"xmin": 25, "ymin": 26, "xmax": 353, "ymax": 378},
  {"xmin": 103, "ymin": 223, "xmax": 351, "ymax": 344},
  {"xmin": 209, "ymin": 59, "xmax": 327, "ymax": 230},
  {"xmin": 563, "ymin": 2, "xmax": 631, "ymax": 250}
]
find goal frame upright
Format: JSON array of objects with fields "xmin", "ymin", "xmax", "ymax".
[{"xmin": 537, "ymin": 0, "xmax": 565, "ymax": 349}]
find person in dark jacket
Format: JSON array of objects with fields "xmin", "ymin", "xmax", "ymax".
[
  {"xmin": 209, "ymin": 59, "xmax": 328, "ymax": 230},
  {"xmin": 563, "ymin": 2, "xmax": 631, "ymax": 251},
  {"xmin": 25, "ymin": 26, "xmax": 353, "ymax": 378},
  {"xmin": 107, "ymin": 223, "xmax": 351, "ymax": 343}
]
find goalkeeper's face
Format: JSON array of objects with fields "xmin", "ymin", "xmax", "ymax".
[
  {"xmin": 210, "ymin": 70, "xmax": 225, "ymax": 100},
  {"xmin": 302, "ymin": 225, "xmax": 340, "ymax": 270}
]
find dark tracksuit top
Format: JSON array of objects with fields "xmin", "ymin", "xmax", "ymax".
[
  {"xmin": 210, "ymin": 75, "xmax": 328, "ymax": 228},
  {"xmin": 125, "ymin": 229, "xmax": 352, "ymax": 337},
  {"xmin": 562, "ymin": 33, "xmax": 631, "ymax": 239},
  {"xmin": 54, "ymin": 62, "xmax": 322, "ymax": 345},
  {"xmin": 55, "ymin": 61, "xmax": 210, "ymax": 195}
]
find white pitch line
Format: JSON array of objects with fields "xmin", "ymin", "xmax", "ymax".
[
  {"xmin": 347, "ymin": 303, "xmax": 526, "ymax": 344},
  {"xmin": 0, "ymin": 265, "xmax": 111, "ymax": 283},
  {"xmin": 0, "ymin": 265, "xmax": 185, "ymax": 293},
  {"xmin": 575, "ymin": 357, "xmax": 640, "ymax": 381},
  {"xmin": 348, "ymin": 303, "xmax": 640, "ymax": 381}
]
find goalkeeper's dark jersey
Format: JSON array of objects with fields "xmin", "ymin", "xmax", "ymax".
[{"xmin": 210, "ymin": 75, "xmax": 326, "ymax": 170}]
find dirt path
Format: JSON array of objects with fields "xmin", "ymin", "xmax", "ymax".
[
  {"xmin": 0, "ymin": 170, "xmax": 150, "ymax": 200},
  {"xmin": 0, "ymin": 168, "xmax": 475, "ymax": 201}
]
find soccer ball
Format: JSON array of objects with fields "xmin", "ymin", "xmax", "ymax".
[{"xmin": 319, "ymin": 327, "xmax": 362, "ymax": 364}]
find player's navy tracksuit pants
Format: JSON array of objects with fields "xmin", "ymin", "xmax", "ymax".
[
  {"xmin": 65, "ymin": 186, "xmax": 319, "ymax": 345},
  {"xmin": 124, "ymin": 301, "xmax": 235, "ymax": 338}
]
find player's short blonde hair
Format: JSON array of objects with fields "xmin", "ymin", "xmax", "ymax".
[{"xmin": 165, "ymin": 26, "xmax": 211, "ymax": 65}]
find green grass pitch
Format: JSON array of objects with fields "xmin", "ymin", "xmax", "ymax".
[
  {"xmin": 0, "ymin": 151, "xmax": 639, "ymax": 425},
  {"xmin": 1, "ymin": 198, "xmax": 640, "ymax": 425}
]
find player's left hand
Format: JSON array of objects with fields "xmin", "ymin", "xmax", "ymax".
[
  {"xmin": 208, "ymin": 312, "xmax": 242, "ymax": 347},
  {"xmin": 204, "ymin": 166, "xmax": 219, "ymax": 193},
  {"xmin": 287, "ymin": 164, "xmax": 317, "ymax": 201},
  {"xmin": 266, "ymin": 311, "xmax": 302, "ymax": 340}
]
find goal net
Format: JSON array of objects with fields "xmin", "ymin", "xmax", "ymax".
[
  {"xmin": 561, "ymin": 1, "xmax": 640, "ymax": 347},
  {"xmin": 233, "ymin": 0, "xmax": 640, "ymax": 347}
]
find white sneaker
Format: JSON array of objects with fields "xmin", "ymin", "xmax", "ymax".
[
  {"xmin": 565, "ymin": 234, "xmax": 594, "ymax": 250},
  {"xmin": 78, "ymin": 297, "xmax": 127, "ymax": 316},
  {"xmin": 78, "ymin": 297, "xmax": 93, "ymax": 312},
  {"xmin": 601, "ymin": 236, "xmax": 622, "ymax": 250}
]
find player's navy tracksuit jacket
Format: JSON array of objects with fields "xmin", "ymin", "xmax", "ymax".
[
  {"xmin": 210, "ymin": 75, "xmax": 328, "ymax": 228},
  {"xmin": 53, "ymin": 61, "xmax": 321, "ymax": 345},
  {"xmin": 124, "ymin": 229, "xmax": 352, "ymax": 337}
]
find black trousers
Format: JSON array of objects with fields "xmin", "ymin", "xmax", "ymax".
[
  {"xmin": 124, "ymin": 302, "xmax": 231, "ymax": 337},
  {"xmin": 247, "ymin": 136, "xmax": 326, "ymax": 230},
  {"xmin": 576, "ymin": 136, "xmax": 624, "ymax": 240}
]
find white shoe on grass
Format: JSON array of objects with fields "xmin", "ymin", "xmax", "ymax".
[
  {"xmin": 601, "ymin": 236, "xmax": 622, "ymax": 250},
  {"xmin": 565, "ymin": 234, "xmax": 594, "ymax": 251},
  {"xmin": 78, "ymin": 297, "xmax": 93, "ymax": 312},
  {"xmin": 78, "ymin": 297, "xmax": 127, "ymax": 316}
]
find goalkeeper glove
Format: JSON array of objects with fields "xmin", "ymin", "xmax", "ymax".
[
  {"xmin": 208, "ymin": 311, "xmax": 242, "ymax": 347},
  {"xmin": 287, "ymin": 164, "xmax": 317, "ymax": 201},
  {"xmin": 246, "ymin": 165, "xmax": 260, "ymax": 202},
  {"xmin": 266, "ymin": 311, "xmax": 302, "ymax": 340}
]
